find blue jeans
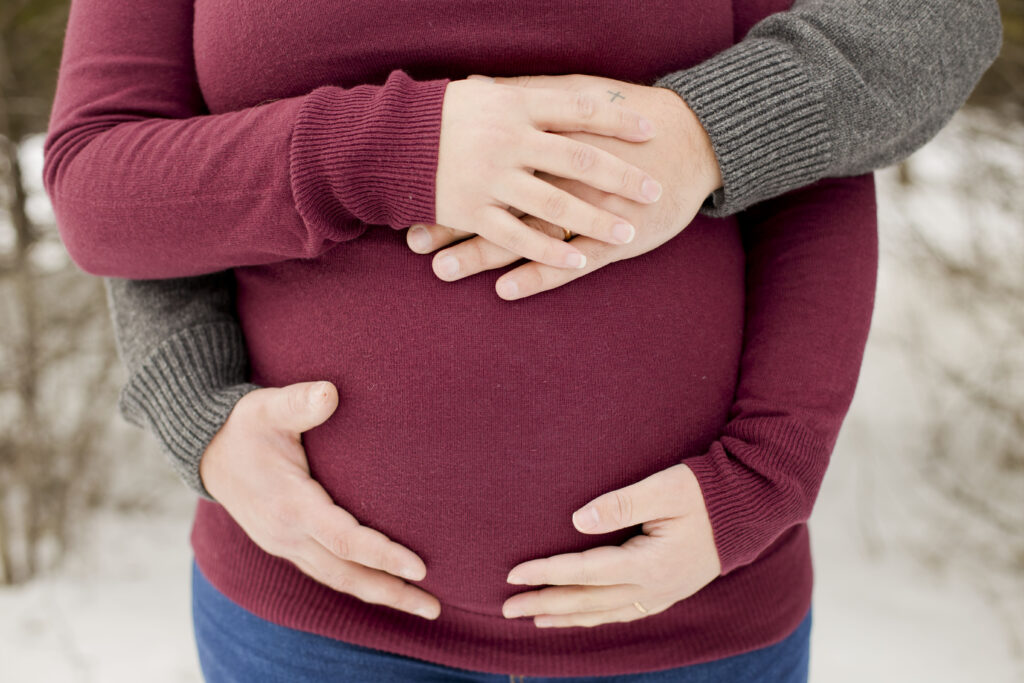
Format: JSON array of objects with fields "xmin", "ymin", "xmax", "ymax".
[{"xmin": 192, "ymin": 557, "xmax": 811, "ymax": 682}]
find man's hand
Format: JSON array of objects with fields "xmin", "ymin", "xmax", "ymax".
[
  {"xmin": 407, "ymin": 73, "xmax": 722, "ymax": 299},
  {"xmin": 199, "ymin": 380, "xmax": 442, "ymax": 620}
]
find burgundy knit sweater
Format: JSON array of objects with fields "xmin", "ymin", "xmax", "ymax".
[{"xmin": 44, "ymin": 0, "xmax": 877, "ymax": 676}]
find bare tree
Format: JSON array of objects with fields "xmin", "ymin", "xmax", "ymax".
[{"xmin": 0, "ymin": 0, "xmax": 127, "ymax": 585}]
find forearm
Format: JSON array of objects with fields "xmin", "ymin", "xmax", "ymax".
[
  {"xmin": 104, "ymin": 273, "xmax": 259, "ymax": 500},
  {"xmin": 652, "ymin": 0, "xmax": 1002, "ymax": 215},
  {"xmin": 44, "ymin": 0, "xmax": 447, "ymax": 278},
  {"xmin": 682, "ymin": 174, "xmax": 878, "ymax": 576}
]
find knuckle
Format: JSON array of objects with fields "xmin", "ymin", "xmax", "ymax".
[
  {"xmin": 578, "ymin": 555, "xmax": 593, "ymax": 586},
  {"xmin": 502, "ymin": 227, "xmax": 525, "ymax": 255},
  {"xmin": 617, "ymin": 107, "xmax": 632, "ymax": 131},
  {"xmin": 621, "ymin": 164, "xmax": 639, "ymax": 194},
  {"xmin": 569, "ymin": 143, "xmax": 595, "ymax": 173},
  {"xmin": 612, "ymin": 490, "xmax": 633, "ymax": 526},
  {"xmin": 286, "ymin": 385, "xmax": 307, "ymax": 415},
  {"xmin": 268, "ymin": 498, "xmax": 301, "ymax": 534},
  {"xmin": 468, "ymin": 234, "xmax": 491, "ymax": 265},
  {"xmin": 543, "ymin": 189, "xmax": 569, "ymax": 220},
  {"xmin": 369, "ymin": 582, "xmax": 400, "ymax": 607},
  {"xmin": 592, "ymin": 211, "xmax": 610, "ymax": 241},
  {"xmin": 572, "ymin": 92, "xmax": 596, "ymax": 120},
  {"xmin": 577, "ymin": 591, "xmax": 599, "ymax": 613},
  {"xmin": 326, "ymin": 568, "xmax": 354, "ymax": 594},
  {"xmin": 331, "ymin": 533, "xmax": 352, "ymax": 560}
]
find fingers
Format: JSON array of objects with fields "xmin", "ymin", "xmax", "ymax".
[
  {"xmin": 471, "ymin": 204, "xmax": 589, "ymax": 270},
  {"xmin": 495, "ymin": 232, "xmax": 614, "ymax": 300},
  {"xmin": 258, "ymin": 380, "xmax": 338, "ymax": 434},
  {"xmin": 502, "ymin": 583, "xmax": 643, "ymax": 618},
  {"xmin": 532, "ymin": 601, "xmax": 662, "ymax": 628},
  {"xmin": 493, "ymin": 172, "xmax": 637, "ymax": 246},
  {"xmin": 506, "ymin": 545, "xmax": 644, "ymax": 587},
  {"xmin": 424, "ymin": 217, "xmax": 561, "ymax": 281},
  {"xmin": 524, "ymin": 87, "xmax": 656, "ymax": 142},
  {"xmin": 291, "ymin": 540, "xmax": 441, "ymax": 620},
  {"xmin": 522, "ymin": 129, "xmax": 661, "ymax": 205},
  {"xmin": 306, "ymin": 497, "xmax": 428, "ymax": 582}
]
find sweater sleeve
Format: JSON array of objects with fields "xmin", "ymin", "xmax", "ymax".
[
  {"xmin": 43, "ymin": 0, "xmax": 449, "ymax": 279},
  {"xmin": 680, "ymin": 174, "xmax": 878, "ymax": 576},
  {"xmin": 651, "ymin": 0, "xmax": 1002, "ymax": 216},
  {"xmin": 103, "ymin": 272, "xmax": 260, "ymax": 502}
]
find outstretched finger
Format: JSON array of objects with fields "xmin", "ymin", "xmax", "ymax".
[
  {"xmin": 292, "ymin": 541, "xmax": 440, "ymax": 620},
  {"xmin": 495, "ymin": 229, "xmax": 615, "ymax": 300},
  {"xmin": 430, "ymin": 217, "xmax": 567, "ymax": 282},
  {"xmin": 301, "ymin": 481, "xmax": 428, "ymax": 582}
]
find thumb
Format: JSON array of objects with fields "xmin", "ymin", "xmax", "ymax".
[
  {"xmin": 570, "ymin": 467, "xmax": 681, "ymax": 534},
  {"xmin": 263, "ymin": 380, "xmax": 339, "ymax": 434}
]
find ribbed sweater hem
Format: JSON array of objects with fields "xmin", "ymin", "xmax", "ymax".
[{"xmin": 190, "ymin": 500, "xmax": 813, "ymax": 677}]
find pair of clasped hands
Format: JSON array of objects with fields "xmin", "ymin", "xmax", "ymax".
[{"xmin": 200, "ymin": 73, "xmax": 724, "ymax": 627}]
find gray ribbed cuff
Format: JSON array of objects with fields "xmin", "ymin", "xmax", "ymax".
[
  {"xmin": 653, "ymin": 38, "xmax": 831, "ymax": 217},
  {"xmin": 118, "ymin": 321, "xmax": 261, "ymax": 502}
]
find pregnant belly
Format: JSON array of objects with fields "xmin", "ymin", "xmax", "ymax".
[{"xmin": 234, "ymin": 217, "xmax": 745, "ymax": 616}]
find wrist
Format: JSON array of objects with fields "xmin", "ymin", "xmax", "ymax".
[
  {"xmin": 652, "ymin": 85, "xmax": 723, "ymax": 200},
  {"xmin": 117, "ymin": 322, "xmax": 262, "ymax": 501},
  {"xmin": 652, "ymin": 39, "xmax": 829, "ymax": 216}
]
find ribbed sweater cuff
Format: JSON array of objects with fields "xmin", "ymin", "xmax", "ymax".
[
  {"xmin": 652, "ymin": 39, "xmax": 830, "ymax": 217},
  {"xmin": 290, "ymin": 69, "xmax": 450, "ymax": 236},
  {"xmin": 681, "ymin": 418, "xmax": 832, "ymax": 576},
  {"xmin": 118, "ymin": 322, "xmax": 261, "ymax": 502}
]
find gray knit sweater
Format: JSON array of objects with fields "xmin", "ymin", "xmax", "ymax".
[{"xmin": 102, "ymin": 0, "xmax": 1003, "ymax": 501}]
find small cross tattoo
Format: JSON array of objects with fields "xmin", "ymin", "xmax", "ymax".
[{"xmin": 607, "ymin": 90, "xmax": 625, "ymax": 103}]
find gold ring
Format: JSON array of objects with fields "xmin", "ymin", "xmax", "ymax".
[
  {"xmin": 633, "ymin": 601, "xmax": 648, "ymax": 614},
  {"xmin": 561, "ymin": 227, "xmax": 573, "ymax": 240}
]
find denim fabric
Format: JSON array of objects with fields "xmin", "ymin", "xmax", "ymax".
[{"xmin": 191, "ymin": 556, "xmax": 811, "ymax": 682}]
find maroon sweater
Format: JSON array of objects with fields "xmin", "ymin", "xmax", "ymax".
[{"xmin": 44, "ymin": 0, "xmax": 877, "ymax": 676}]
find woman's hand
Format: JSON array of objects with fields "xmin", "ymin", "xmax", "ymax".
[
  {"xmin": 410, "ymin": 74, "xmax": 722, "ymax": 299},
  {"xmin": 500, "ymin": 463, "xmax": 722, "ymax": 628},
  {"xmin": 199, "ymin": 380, "xmax": 442, "ymax": 620},
  {"xmin": 433, "ymin": 77, "xmax": 665, "ymax": 271}
]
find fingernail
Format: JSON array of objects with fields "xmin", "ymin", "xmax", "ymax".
[
  {"xmin": 400, "ymin": 566, "xmax": 422, "ymax": 581},
  {"xmin": 638, "ymin": 117, "xmax": 655, "ymax": 136},
  {"xmin": 308, "ymin": 382, "xmax": 329, "ymax": 407},
  {"xmin": 612, "ymin": 222, "xmax": 635, "ymax": 244},
  {"xmin": 437, "ymin": 254, "xmax": 459, "ymax": 277},
  {"xmin": 564, "ymin": 252, "xmax": 586, "ymax": 269},
  {"xmin": 409, "ymin": 225, "xmax": 430, "ymax": 251},
  {"xmin": 414, "ymin": 606, "xmax": 437, "ymax": 620},
  {"xmin": 497, "ymin": 280, "xmax": 519, "ymax": 299},
  {"xmin": 503, "ymin": 604, "xmax": 522, "ymax": 618},
  {"xmin": 573, "ymin": 506, "xmax": 599, "ymax": 531},
  {"xmin": 642, "ymin": 178, "xmax": 663, "ymax": 202},
  {"xmin": 506, "ymin": 571, "xmax": 526, "ymax": 584}
]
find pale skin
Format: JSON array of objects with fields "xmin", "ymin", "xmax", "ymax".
[{"xmin": 199, "ymin": 73, "xmax": 724, "ymax": 627}]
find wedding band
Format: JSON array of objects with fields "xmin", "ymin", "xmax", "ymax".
[
  {"xmin": 633, "ymin": 601, "xmax": 648, "ymax": 614},
  {"xmin": 561, "ymin": 227, "xmax": 573, "ymax": 240}
]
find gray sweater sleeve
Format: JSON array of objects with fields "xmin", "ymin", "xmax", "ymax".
[
  {"xmin": 105, "ymin": 0, "xmax": 1003, "ymax": 500},
  {"xmin": 104, "ymin": 273, "xmax": 260, "ymax": 501},
  {"xmin": 653, "ymin": 0, "xmax": 1003, "ymax": 215}
]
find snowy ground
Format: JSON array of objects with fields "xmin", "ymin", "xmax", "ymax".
[{"xmin": 2, "ymin": 115, "xmax": 1022, "ymax": 682}]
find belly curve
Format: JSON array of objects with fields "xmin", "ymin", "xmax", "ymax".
[{"xmin": 234, "ymin": 216, "xmax": 745, "ymax": 615}]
